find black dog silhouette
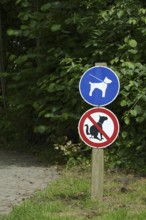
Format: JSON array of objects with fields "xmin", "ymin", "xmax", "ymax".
[{"xmin": 85, "ymin": 116, "xmax": 108, "ymax": 140}]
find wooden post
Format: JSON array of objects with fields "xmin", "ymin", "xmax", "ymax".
[
  {"xmin": 91, "ymin": 62, "xmax": 107, "ymax": 201},
  {"xmin": 91, "ymin": 148, "xmax": 104, "ymax": 200}
]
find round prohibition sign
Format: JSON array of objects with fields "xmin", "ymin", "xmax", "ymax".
[{"xmin": 78, "ymin": 107, "xmax": 119, "ymax": 148}]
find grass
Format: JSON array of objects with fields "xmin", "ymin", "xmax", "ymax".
[{"xmin": 0, "ymin": 166, "xmax": 146, "ymax": 220}]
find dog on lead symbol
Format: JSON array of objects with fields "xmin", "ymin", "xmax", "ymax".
[{"xmin": 89, "ymin": 77, "xmax": 112, "ymax": 98}]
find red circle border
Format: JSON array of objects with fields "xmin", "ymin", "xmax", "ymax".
[{"xmin": 78, "ymin": 107, "xmax": 119, "ymax": 149}]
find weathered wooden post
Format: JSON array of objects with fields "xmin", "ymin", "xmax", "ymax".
[{"xmin": 91, "ymin": 147, "xmax": 104, "ymax": 200}]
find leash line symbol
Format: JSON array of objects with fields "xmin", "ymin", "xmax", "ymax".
[{"xmin": 89, "ymin": 74, "xmax": 103, "ymax": 82}]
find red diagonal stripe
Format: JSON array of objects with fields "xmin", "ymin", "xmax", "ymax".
[{"xmin": 88, "ymin": 115, "xmax": 110, "ymax": 140}]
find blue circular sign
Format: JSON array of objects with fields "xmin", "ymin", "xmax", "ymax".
[{"xmin": 79, "ymin": 66, "xmax": 120, "ymax": 106}]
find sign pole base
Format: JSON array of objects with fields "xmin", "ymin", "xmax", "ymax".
[{"xmin": 91, "ymin": 148, "xmax": 104, "ymax": 201}]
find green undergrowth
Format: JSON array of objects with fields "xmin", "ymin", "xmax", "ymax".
[{"xmin": 0, "ymin": 167, "xmax": 146, "ymax": 220}]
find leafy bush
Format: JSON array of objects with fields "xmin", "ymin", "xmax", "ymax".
[{"xmin": 1, "ymin": 0, "xmax": 146, "ymax": 170}]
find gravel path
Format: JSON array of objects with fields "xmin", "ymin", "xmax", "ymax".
[{"xmin": 0, "ymin": 150, "xmax": 59, "ymax": 215}]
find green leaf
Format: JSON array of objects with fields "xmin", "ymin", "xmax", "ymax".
[
  {"xmin": 0, "ymin": 72, "xmax": 8, "ymax": 78},
  {"xmin": 134, "ymin": 105, "xmax": 142, "ymax": 114},
  {"xmin": 20, "ymin": 25, "xmax": 28, "ymax": 30},
  {"xmin": 34, "ymin": 125, "xmax": 48, "ymax": 134},
  {"xmin": 47, "ymin": 83, "xmax": 56, "ymax": 92},
  {"xmin": 136, "ymin": 145, "xmax": 142, "ymax": 151},
  {"xmin": 142, "ymin": 95, "xmax": 146, "ymax": 101},
  {"xmin": 130, "ymin": 109, "xmax": 137, "ymax": 116},
  {"xmin": 9, "ymin": 54, "xmax": 16, "ymax": 61},
  {"xmin": 124, "ymin": 117, "xmax": 130, "ymax": 125},
  {"xmin": 120, "ymin": 100, "xmax": 127, "ymax": 106},
  {"xmin": 136, "ymin": 117, "xmax": 144, "ymax": 123},
  {"xmin": 122, "ymin": 61, "xmax": 135, "ymax": 69},
  {"xmin": 15, "ymin": 55, "xmax": 28, "ymax": 64},
  {"xmin": 128, "ymin": 49, "xmax": 137, "ymax": 54},
  {"xmin": 117, "ymin": 10, "xmax": 124, "ymax": 18},
  {"xmin": 41, "ymin": 3, "xmax": 51, "ymax": 11},
  {"xmin": 44, "ymin": 113, "xmax": 54, "ymax": 118},
  {"xmin": 7, "ymin": 29, "xmax": 20, "ymax": 36},
  {"xmin": 121, "ymin": 131, "xmax": 128, "ymax": 138},
  {"xmin": 16, "ymin": 0, "xmax": 21, "ymax": 3},
  {"xmin": 56, "ymin": 85, "xmax": 64, "ymax": 91},
  {"xmin": 129, "ymin": 106, "xmax": 142, "ymax": 117},
  {"xmin": 124, "ymin": 36, "xmax": 129, "ymax": 43},
  {"xmin": 128, "ymin": 39, "xmax": 137, "ymax": 48},
  {"xmin": 51, "ymin": 24, "xmax": 61, "ymax": 32},
  {"xmin": 139, "ymin": 8, "xmax": 146, "ymax": 15}
]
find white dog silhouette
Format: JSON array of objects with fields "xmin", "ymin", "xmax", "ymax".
[{"xmin": 89, "ymin": 77, "xmax": 112, "ymax": 97}]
